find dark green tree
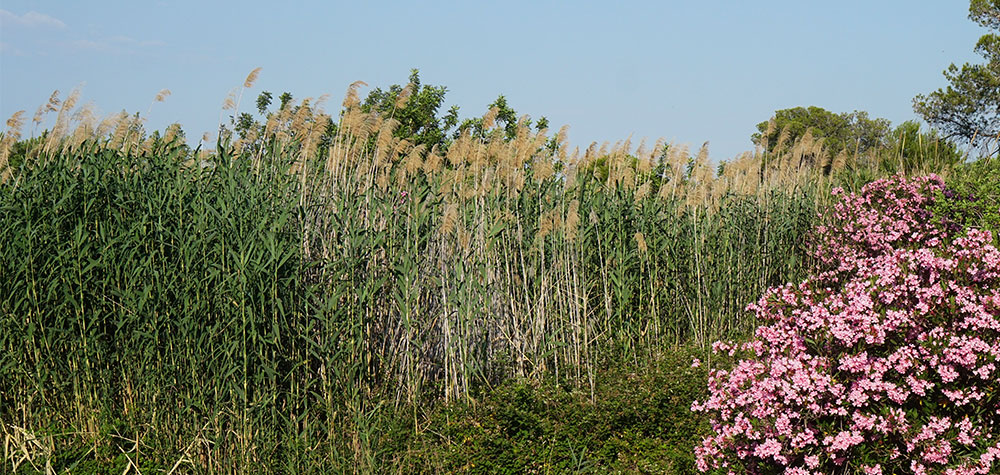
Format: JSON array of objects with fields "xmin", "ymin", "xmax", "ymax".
[
  {"xmin": 456, "ymin": 94, "xmax": 524, "ymax": 141},
  {"xmin": 361, "ymin": 69, "xmax": 459, "ymax": 149},
  {"xmin": 914, "ymin": 0, "xmax": 1000, "ymax": 151},
  {"xmin": 752, "ymin": 106, "xmax": 892, "ymax": 159}
]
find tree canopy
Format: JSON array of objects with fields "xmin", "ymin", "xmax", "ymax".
[
  {"xmin": 360, "ymin": 69, "xmax": 459, "ymax": 149},
  {"xmin": 752, "ymin": 106, "xmax": 892, "ymax": 159},
  {"xmin": 914, "ymin": 0, "xmax": 1000, "ymax": 151}
]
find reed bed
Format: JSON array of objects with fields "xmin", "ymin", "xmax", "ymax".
[{"xmin": 0, "ymin": 79, "xmax": 955, "ymax": 471}]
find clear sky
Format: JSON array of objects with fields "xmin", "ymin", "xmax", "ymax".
[{"xmin": 0, "ymin": 1, "xmax": 985, "ymax": 160}]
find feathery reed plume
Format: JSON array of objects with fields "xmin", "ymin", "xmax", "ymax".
[
  {"xmin": 620, "ymin": 135, "xmax": 633, "ymax": 159},
  {"xmin": 565, "ymin": 199, "xmax": 580, "ymax": 242},
  {"xmin": 686, "ymin": 142, "xmax": 713, "ymax": 206},
  {"xmin": 536, "ymin": 209, "xmax": 555, "ymax": 244},
  {"xmin": 154, "ymin": 89, "xmax": 171, "ymax": 103},
  {"xmin": 402, "ymin": 144, "xmax": 425, "ymax": 179},
  {"xmin": 563, "ymin": 162, "xmax": 579, "ymax": 190},
  {"xmin": 244, "ymin": 67, "xmax": 262, "ymax": 88},
  {"xmin": 482, "ymin": 107, "xmax": 499, "ymax": 131},
  {"xmin": 762, "ymin": 118, "xmax": 776, "ymax": 152},
  {"xmin": 31, "ymin": 104, "xmax": 47, "ymax": 131},
  {"xmin": 650, "ymin": 136, "xmax": 665, "ymax": 156},
  {"xmin": 94, "ymin": 111, "xmax": 118, "ymax": 138},
  {"xmin": 43, "ymin": 88, "xmax": 81, "ymax": 154},
  {"xmin": 457, "ymin": 222, "xmax": 471, "ymax": 252},
  {"xmin": 440, "ymin": 202, "xmax": 459, "ymax": 235},
  {"xmin": 597, "ymin": 141, "xmax": 609, "ymax": 158},
  {"xmin": 163, "ymin": 122, "xmax": 183, "ymax": 144},
  {"xmin": 424, "ymin": 145, "xmax": 443, "ymax": 175},
  {"xmin": 227, "ymin": 69, "xmax": 260, "ymax": 149},
  {"xmin": 290, "ymin": 98, "xmax": 313, "ymax": 138},
  {"xmin": 635, "ymin": 137, "xmax": 648, "ymax": 160},
  {"xmin": 831, "ymin": 149, "xmax": 848, "ymax": 173},
  {"xmin": 316, "ymin": 93, "xmax": 331, "ymax": 111},
  {"xmin": 556, "ymin": 125, "xmax": 570, "ymax": 148},
  {"xmin": 395, "ymin": 83, "xmax": 414, "ymax": 109},
  {"xmin": 107, "ymin": 112, "xmax": 129, "ymax": 151},
  {"xmin": 375, "ymin": 168, "xmax": 391, "ymax": 191},
  {"xmin": 45, "ymin": 90, "xmax": 61, "ymax": 113},
  {"xmin": 222, "ymin": 89, "xmax": 237, "ymax": 111},
  {"xmin": 634, "ymin": 180, "xmax": 651, "ymax": 202},
  {"xmin": 1, "ymin": 110, "xmax": 26, "ymax": 183},
  {"xmin": 32, "ymin": 90, "xmax": 61, "ymax": 135},
  {"xmin": 634, "ymin": 232, "xmax": 648, "ymax": 254},
  {"xmin": 774, "ymin": 124, "xmax": 791, "ymax": 154},
  {"xmin": 68, "ymin": 103, "xmax": 97, "ymax": 151},
  {"xmin": 533, "ymin": 158, "xmax": 555, "ymax": 183},
  {"xmin": 146, "ymin": 88, "xmax": 172, "ymax": 117},
  {"xmin": 343, "ymin": 80, "xmax": 368, "ymax": 109},
  {"xmin": 616, "ymin": 163, "xmax": 636, "ymax": 190},
  {"xmin": 392, "ymin": 138, "xmax": 413, "ymax": 161}
]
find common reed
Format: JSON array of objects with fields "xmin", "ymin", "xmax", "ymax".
[{"xmin": 0, "ymin": 75, "xmax": 959, "ymax": 472}]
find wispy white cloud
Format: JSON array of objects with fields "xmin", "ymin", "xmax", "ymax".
[
  {"xmin": 1, "ymin": 9, "xmax": 163, "ymax": 57},
  {"xmin": 0, "ymin": 9, "xmax": 66, "ymax": 29}
]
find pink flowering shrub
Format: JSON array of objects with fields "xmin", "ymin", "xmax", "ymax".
[{"xmin": 692, "ymin": 175, "xmax": 1000, "ymax": 474}]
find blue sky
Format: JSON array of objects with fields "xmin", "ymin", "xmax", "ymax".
[{"xmin": 0, "ymin": 1, "xmax": 985, "ymax": 160}]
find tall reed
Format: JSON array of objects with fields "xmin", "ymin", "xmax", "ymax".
[{"xmin": 0, "ymin": 82, "xmax": 954, "ymax": 471}]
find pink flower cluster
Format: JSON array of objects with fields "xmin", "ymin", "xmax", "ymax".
[{"xmin": 692, "ymin": 175, "xmax": 1000, "ymax": 474}]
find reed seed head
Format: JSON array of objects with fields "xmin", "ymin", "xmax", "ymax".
[{"xmin": 244, "ymin": 67, "xmax": 262, "ymax": 88}]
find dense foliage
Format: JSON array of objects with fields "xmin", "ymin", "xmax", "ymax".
[
  {"xmin": 915, "ymin": 0, "xmax": 1000, "ymax": 150},
  {"xmin": 0, "ymin": 62, "xmax": 981, "ymax": 472},
  {"xmin": 694, "ymin": 175, "xmax": 1000, "ymax": 474}
]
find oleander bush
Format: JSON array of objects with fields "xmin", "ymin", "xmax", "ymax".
[{"xmin": 693, "ymin": 174, "xmax": 1000, "ymax": 474}]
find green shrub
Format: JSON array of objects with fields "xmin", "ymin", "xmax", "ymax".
[
  {"xmin": 387, "ymin": 346, "xmax": 713, "ymax": 474},
  {"xmin": 932, "ymin": 157, "xmax": 1000, "ymax": 234}
]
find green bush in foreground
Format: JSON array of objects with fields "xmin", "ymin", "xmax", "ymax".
[{"xmin": 385, "ymin": 346, "xmax": 713, "ymax": 474}]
